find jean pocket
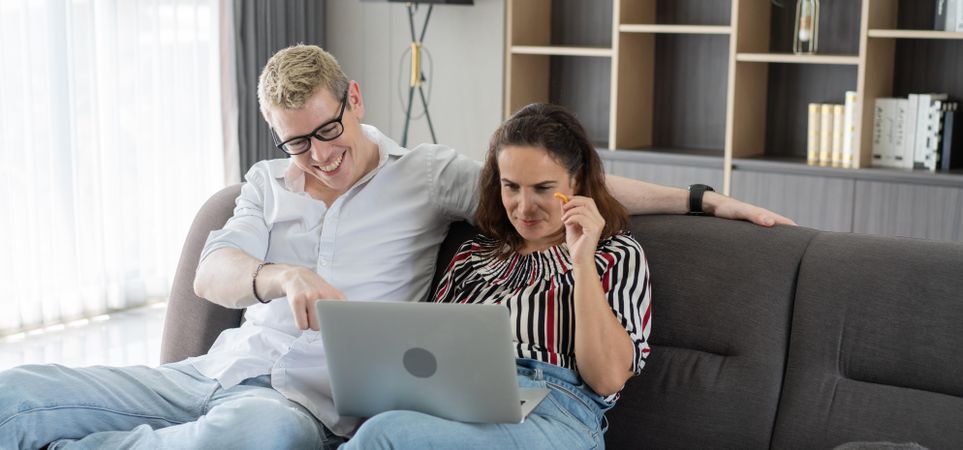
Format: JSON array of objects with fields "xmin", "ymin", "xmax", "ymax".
[{"xmin": 545, "ymin": 381, "xmax": 601, "ymax": 435}]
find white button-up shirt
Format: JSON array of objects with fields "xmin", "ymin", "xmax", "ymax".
[{"xmin": 189, "ymin": 125, "xmax": 480, "ymax": 436}]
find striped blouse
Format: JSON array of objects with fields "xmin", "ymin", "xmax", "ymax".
[{"xmin": 433, "ymin": 233, "xmax": 652, "ymax": 397}]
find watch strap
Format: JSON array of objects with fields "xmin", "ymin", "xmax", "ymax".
[{"xmin": 688, "ymin": 184, "xmax": 715, "ymax": 215}]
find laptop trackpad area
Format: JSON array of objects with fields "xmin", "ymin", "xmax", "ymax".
[{"xmin": 518, "ymin": 387, "xmax": 550, "ymax": 421}]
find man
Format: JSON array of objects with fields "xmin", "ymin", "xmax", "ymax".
[{"xmin": 0, "ymin": 45, "xmax": 793, "ymax": 449}]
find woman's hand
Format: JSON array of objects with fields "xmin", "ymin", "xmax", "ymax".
[{"xmin": 561, "ymin": 196, "xmax": 605, "ymax": 265}]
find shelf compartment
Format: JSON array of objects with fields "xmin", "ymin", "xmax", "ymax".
[
  {"xmin": 653, "ymin": 34, "xmax": 729, "ymax": 152},
  {"xmin": 868, "ymin": 29, "xmax": 963, "ymax": 39},
  {"xmin": 736, "ymin": 53, "xmax": 860, "ymax": 65},
  {"xmin": 764, "ymin": 64, "xmax": 858, "ymax": 161},
  {"xmin": 550, "ymin": 55, "xmax": 612, "ymax": 148},
  {"xmin": 619, "ymin": 24, "xmax": 731, "ymax": 35},
  {"xmin": 511, "ymin": 46, "xmax": 613, "ymax": 57}
]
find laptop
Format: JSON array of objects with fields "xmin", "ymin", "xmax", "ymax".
[{"xmin": 316, "ymin": 300, "xmax": 550, "ymax": 424}]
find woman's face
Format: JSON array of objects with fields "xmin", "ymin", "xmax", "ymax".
[{"xmin": 497, "ymin": 145, "xmax": 576, "ymax": 253}]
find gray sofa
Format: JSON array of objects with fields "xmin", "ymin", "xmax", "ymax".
[{"xmin": 161, "ymin": 184, "xmax": 963, "ymax": 449}]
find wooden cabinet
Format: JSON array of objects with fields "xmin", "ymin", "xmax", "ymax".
[
  {"xmin": 507, "ymin": 0, "xmax": 963, "ymax": 242},
  {"xmin": 853, "ymin": 181, "xmax": 963, "ymax": 241},
  {"xmin": 730, "ymin": 170, "xmax": 855, "ymax": 233}
]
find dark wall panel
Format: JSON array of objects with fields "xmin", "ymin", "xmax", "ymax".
[
  {"xmin": 892, "ymin": 39, "xmax": 963, "ymax": 101},
  {"xmin": 656, "ymin": 0, "xmax": 731, "ymax": 26},
  {"xmin": 551, "ymin": 0, "xmax": 612, "ymax": 47},
  {"xmin": 653, "ymin": 34, "xmax": 729, "ymax": 151},
  {"xmin": 549, "ymin": 56, "xmax": 611, "ymax": 147}
]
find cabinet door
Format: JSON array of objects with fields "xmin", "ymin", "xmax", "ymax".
[
  {"xmin": 730, "ymin": 170, "xmax": 855, "ymax": 232},
  {"xmin": 603, "ymin": 160, "xmax": 724, "ymax": 191},
  {"xmin": 853, "ymin": 180, "xmax": 963, "ymax": 242}
]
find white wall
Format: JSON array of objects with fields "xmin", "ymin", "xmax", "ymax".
[{"xmin": 326, "ymin": 0, "xmax": 504, "ymax": 162}]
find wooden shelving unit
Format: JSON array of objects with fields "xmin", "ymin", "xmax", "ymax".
[
  {"xmin": 619, "ymin": 24, "xmax": 731, "ymax": 34},
  {"xmin": 734, "ymin": 53, "xmax": 860, "ymax": 65},
  {"xmin": 504, "ymin": 0, "xmax": 963, "ymax": 195},
  {"xmin": 510, "ymin": 46, "xmax": 613, "ymax": 57},
  {"xmin": 867, "ymin": 29, "xmax": 963, "ymax": 39}
]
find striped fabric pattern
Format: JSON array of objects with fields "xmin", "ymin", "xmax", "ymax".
[{"xmin": 433, "ymin": 233, "xmax": 652, "ymax": 396}]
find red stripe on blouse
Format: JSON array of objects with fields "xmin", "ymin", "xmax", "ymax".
[
  {"xmin": 601, "ymin": 253, "xmax": 616, "ymax": 292},
  {"xmin": 642, "ymin": 301, "xmax": 652, "ymax": 330},
  {"xmin": 546, "ymin": 283, "xmax": 557, "ymax": 365}
]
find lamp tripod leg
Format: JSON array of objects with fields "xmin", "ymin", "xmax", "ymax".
[
  {"xmin": 402, "ymin": 85, "xmax": 416, "ymax": 147},
  {"xmin": 418, "ymin": 83, "xmax": 436, "ymax": 144}
]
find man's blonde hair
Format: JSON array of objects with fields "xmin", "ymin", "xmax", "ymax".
[{"xmin": 257, "ymin": 44, "xmax": 349, "ymax": 121}]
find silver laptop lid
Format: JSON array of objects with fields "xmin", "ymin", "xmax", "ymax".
[{"xmin": 317, "ymin": 301, "xmax": 528, "ymax": 423}]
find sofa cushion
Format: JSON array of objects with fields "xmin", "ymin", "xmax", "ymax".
[
  {"xmin": 602, "ymin": 215, "xmax": 818, "ymax": 449},
  {"xmin": 772, "ymin": 233, "xmax": 963, "ymax": 449}
]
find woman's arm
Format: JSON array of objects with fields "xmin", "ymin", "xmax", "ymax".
[
  {"xmin": 562, "ymin": 197, "xmax": 645, "ymax": 396},
  {"xmin": 571, "ymin": 259, "xmax": 637, "ymax": 396}
]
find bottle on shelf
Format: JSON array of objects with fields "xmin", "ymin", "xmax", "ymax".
[{"xmin": 793, "ymin": 0, "xmax": 819, "ymax": 54}]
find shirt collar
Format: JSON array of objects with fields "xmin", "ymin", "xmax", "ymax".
[{"xmin": 281, "ymin": 124, "xmax": 408, "ymax": 193}]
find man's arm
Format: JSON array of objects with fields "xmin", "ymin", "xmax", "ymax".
[
  {"xmin": 604, "ymin": 174, "xmax": 797, "ymax": 227},
  {"xmin": 194, "ymin": 248, "xmax": 344, "ymax": 330}
]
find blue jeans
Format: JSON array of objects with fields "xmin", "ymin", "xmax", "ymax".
[
  {"xmin": 342, "ymin": 358, "xmax": 613, "ymax": 450},
  {"xmin": 0, "ymin": 362, "xmax": 344, "ymax": 450}
]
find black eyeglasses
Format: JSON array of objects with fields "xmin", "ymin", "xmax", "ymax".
[{"xmin": 271, "ymin": 87, "xmax": 349, "ymax": 156}]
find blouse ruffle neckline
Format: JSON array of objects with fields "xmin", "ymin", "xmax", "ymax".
[{"xmin": 473, "ymin": 236, "xmax": 574, "ymax": 289}]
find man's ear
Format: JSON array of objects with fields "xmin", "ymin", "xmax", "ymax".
[{"xmin": 348, "ymin": 80, "xmax": 365, "ymax": 121}]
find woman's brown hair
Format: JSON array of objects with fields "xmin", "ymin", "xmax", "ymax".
[{"xmin": 476, "ymin": 103, "xmax": 629, "ymax": 256}]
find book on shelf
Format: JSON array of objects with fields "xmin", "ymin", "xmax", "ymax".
[
  {"xmin": 915, "ymin": 93, "xmax": 949, "ymax": 169},
  {"xmin": 902, "ymin": 94, "xmax": 920, "ymax": 169},
  {"xmin": 819, "ymin": 104, "xmax": 833, "ymax": 166},
  {"xmin": 873, "ymin": 93, "xmax": 957, "ymax": 171},
  {"xmin": 807, "ymin": 100, "xmax": 851, "ymax": 168},
  {"xmin": 943, "ymin": 0, "xmax": 963, "ymax": 31},
  {"xmin": 920, "ymin": 100, "xmax": 948, "ymax": 171},
  {"xmin": 936, "ymin": 0, "xmax": 948, "ymax": 31},
  {"xmin": 957, "ymin": 0, "xmax": 963, "ymax": 31},
  {"xmin": 942, "ymin": 103, "xmax": 962, "ymax": 171},
  {"xmin": 842, "ymin": 91, "xmax": 857, "ymax": 168},
  {"xmin": 872, "ymin": 98, "xmax": 907, "ymax": 169},
  {"xmin": 944, "ymin": 0, "xmax": 963, "ymax": 31},
  {"xmin": 831, "ymin": 105, "xmax": 844, "ymax": 167},
  {"xmin": 807, "ymin": 103, "xmax": 820, "ymax": 165}
]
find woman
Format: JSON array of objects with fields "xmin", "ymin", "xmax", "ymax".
[{"xmin": 344, "ymin": 104, "xmax": 651, "ymax": 449}]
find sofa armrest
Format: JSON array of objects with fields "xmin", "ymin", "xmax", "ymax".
[{"xmin": 160, "ymin": 184, "xmax": 245, "ymax": 365}]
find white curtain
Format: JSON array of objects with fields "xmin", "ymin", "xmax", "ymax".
[{"xmin": 0, "ymin": 0, "xmax": 229, "ymax": 335}]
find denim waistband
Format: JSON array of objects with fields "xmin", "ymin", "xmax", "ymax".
[
  {"xmin": 515, "ymin": 358, "xmax": 582, "ymax": 386},
  {"xmin": 514, "ymin": 358, "xmax": 613, "ymax": 411}
]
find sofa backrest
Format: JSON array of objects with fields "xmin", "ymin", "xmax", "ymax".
[
  {"xmin": 599, "ymin": 215, "xmax": 818, "ymax": 449},
  {"xmin": 162, "ymin": 185, "xmax": 818, "ymax": 448},
  {"xmin": 771, "ymin": 232, "xmax": 963, "ymax": 449}
]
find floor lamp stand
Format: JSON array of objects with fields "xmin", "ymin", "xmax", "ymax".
[{"xmin": 401, "ymin": 2, "xmax": 437, "ymax": 148}]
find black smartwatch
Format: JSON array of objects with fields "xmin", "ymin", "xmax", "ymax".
[{"xmin": 687, "ymin": 184, "xmax": 715, "ymax": 215}]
